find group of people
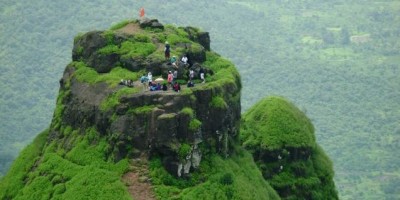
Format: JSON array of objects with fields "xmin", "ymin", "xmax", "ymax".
[
  {"xmin": 165, "ymin": 41, "xmax": 190, "ymax": 68},
  {"xmin": 188, "ymin": 68, "xmax": 205, "ymax": 83},
  {"xmin": 119, "ymin": 79, "xmax": 134, "ymax": 87},
  {"xmin": 126, "ymin": 41, "xmax": 204, "ymax": 92},
  {"xmin": 149, "ymin": 82, "xmax": 168, "ymax": 91},
  {"xmin": 140, "ymin": 71, "xmax": 182, "ymax": 92}
]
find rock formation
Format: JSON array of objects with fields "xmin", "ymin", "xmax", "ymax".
[
  {"xmin": 241, "ymin": 96, "xmax": 338, "ymax": 199},
  {"xmin": 0, "ymin": 19, "xmax": 337, "ymax": 200}
]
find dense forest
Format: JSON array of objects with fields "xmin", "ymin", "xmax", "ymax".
[{"xmin": 0, "ymin": 0, "xmax": 399, "ymax": 199}]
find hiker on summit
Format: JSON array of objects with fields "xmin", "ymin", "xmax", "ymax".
[
  {"xmin": 147, "ymin": 72, "xmax": 153, "ymax": 82},
  {"xmin": 147, "ymin": 72, "xmax": 153, "ymax": 88},
  {"xmin": 164, "ymin": 41, "xmax": 170, "ymax": 60},
  {"xmin": 171, "ymin": 56, "xmax": 178, "ymax": 68},
  {"xmin": 181, "ymin": 54, "xmax": 188, "ymax": 67},
  {"xmin": 140, "ymin": 73, "xmax": 149, "ymax": 91},
  {"xmin": 162, "ymin": 83, "xmax": 168, "ymax": 91},
  {"xmin": 173, "ymin": 70, "xmax": 178, "ymax": 84},
  {"xmin": 167, "ymin": 71, "xmax": 173, "ymax": 88},
  {"xmin": 189, "ymin": 69, "xmax": 194, "ymax": 81},
  {"xmin": 173, "ymin": 82, "xmax": 181, "ymax": 92},
  {"xmin": 199, "ymin": 67, "xmax": 205, "ymax": 83},
  {"xmin": 187, "ymin": 80, "xmax": 195, "ymax": 88}
]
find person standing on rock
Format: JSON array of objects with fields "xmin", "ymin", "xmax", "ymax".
[
  {"xmin": 199, "ymin": 67, "xmax": 205, "ymax": 83},
  {"xmin": 189, "ymin": 69, "xmax": 194, "ymax": 81},
  {"xmin": 181, "ymin": 54, "xmax": 189, "ymax": 67},
  {"xmin": 147, "ymin": 72, "xmax": 153, "ymax": 89},
  {"xmin": 173, "ymin": 70, "xmax": 178, "ymax": 84},
  {"xmin": 147, "ymin": 72, "xmax": 153, "ymax": 82},
  {"xmin": 164, "ymin": 41, "xmax": 170, "ymax": 60},
  {"xmin": 140, "ymin": 73, "xmax": 149, "ymax": 91},
  {"xmin": 167, "ymin": 71, "xmax": 173, "ymax": 88}
]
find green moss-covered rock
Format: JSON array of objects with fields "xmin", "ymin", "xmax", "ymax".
[
  {"xmin": 241, "ymin": 96, "xmax": 315, "ymax": 151},
  {"xmin": 241, "ymin": 96, "xmax": 338, "ymax": 199}
]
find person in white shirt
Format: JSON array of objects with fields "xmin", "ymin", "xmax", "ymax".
[{"xmin": 181, "ymin": 54, "xmax": 188, "ymax": 65}]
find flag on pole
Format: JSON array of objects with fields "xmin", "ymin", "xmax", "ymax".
[{"xmin": 139, "ymin": 7, "xmax": 145, "ymax": 18}]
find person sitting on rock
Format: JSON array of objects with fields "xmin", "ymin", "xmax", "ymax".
[
  {"xmin": 187, "ymin": 80, "xmax": 195, "ymax": 88},
  {"xmin": 173, "ymin": 82, "xmax": 181, "ymax": 92},
  {"xmin": 149, "ymin": 82, "xmax": 158, "ymax": 91},
  {"xmin": 119, "ymin": 79, "xmax": 134, "ymax": 87},
  {"xmin": 170, "ymin": 56, "xmax": 178, "ymax": 68},
  {"xmin": 119, "ymin": 79, "xmax": 126, "ymax": 86},
  {"xmin": 127, "ymin": 79, "xmax": 134, "ymax": 87},
  {"xmin": 162, "ymin": 83, "xmax": 168, "ymax": 91}
]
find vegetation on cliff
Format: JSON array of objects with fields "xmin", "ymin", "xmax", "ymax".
[
  {"xmin": 0, "ymin": 128, "xmax": 131, "ymax": 200},
  {"xmin": 241, "ymin": 97, "xmax": 338, "ymax": 199}
]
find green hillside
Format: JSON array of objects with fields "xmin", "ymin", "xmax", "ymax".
[
  {"xmin": 241, "ymin": 97, "xmax": 337, "ymax": 199},
  {"xmin": 0, "ymin": 0, "xmax": 399, "ymax": 199}
]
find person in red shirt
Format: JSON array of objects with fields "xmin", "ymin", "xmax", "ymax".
[{"xmin": 167, "ymin": 71, "xmax": 173, "ymax": 88}]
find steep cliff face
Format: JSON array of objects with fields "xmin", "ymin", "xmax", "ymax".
[
  {"xmin": 241, "ymin": 96, "xmax": 338, "ymax": 199},
  {"xmin": 59, "ymin": 18, "xmax": 242, "ymax": 177}
]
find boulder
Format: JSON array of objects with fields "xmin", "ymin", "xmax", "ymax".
[
  {"xmin": 72, "ymin": 31, "xmax": 108, "ymax": 61},
  {"xmin": 139, "ymin": 18, "xmax": 164, "ymax": 30}
]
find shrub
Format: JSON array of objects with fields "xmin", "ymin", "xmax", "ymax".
[
  {"xmin": 180, "ymin": 107, "xmax": 194, "ymax": 118},
  {"xmin": 210, "ymin": 96, "xmax": 228, "ymax": 109},
  {"xmin": 189, "ymin": 119, "xmax": 202, "ymax": 132},
  {"xmin": 178, "ymin": 143, "xmax": 192, "ymax": 160}
]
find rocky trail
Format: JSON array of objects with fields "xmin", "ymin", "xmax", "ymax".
[{"xmin": 122, "ymin": 155, "xmax": 156, "ymax": 200}]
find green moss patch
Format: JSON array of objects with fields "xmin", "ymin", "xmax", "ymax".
[
  {"xmin": 100, "ymin": 87, "xmax": 139, "ymax": 111},
  {"xmin": 210, "ymin": 96, "xmax": 228, "ymax": 109},
  {"xmin": 180, "ymin": 107, "xmax": 194, "ymax": 118},
  {"xmin": 189, "ymin": 119, "xmax": 202, "ymax": 132}
]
